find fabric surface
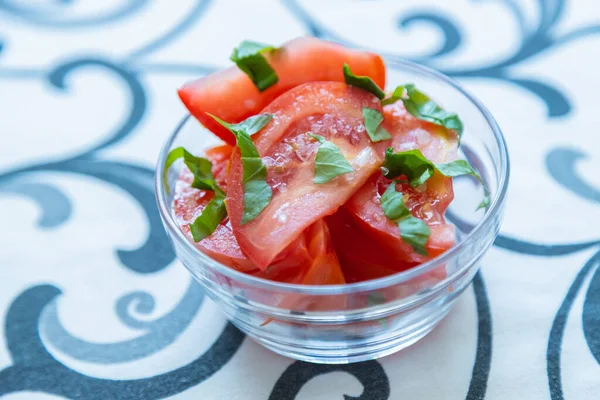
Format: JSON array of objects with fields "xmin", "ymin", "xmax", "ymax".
[{"xmin": 1, "ymin": 0, "xmax": 599, "ymax": 399}]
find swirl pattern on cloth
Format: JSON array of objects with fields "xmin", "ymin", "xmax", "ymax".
[{"xmin": 1, "ymin": 0, "xmax": 599, "ymax": 398}]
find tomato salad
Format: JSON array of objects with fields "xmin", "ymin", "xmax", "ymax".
[{"xmin": 166, "ymin": 37, "xmax": 487, "ymax": 286}]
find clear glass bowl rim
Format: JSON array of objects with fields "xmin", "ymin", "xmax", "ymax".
[{"xmin": 155, "ymin": 57, "xmax": 510, "ymax": 295}]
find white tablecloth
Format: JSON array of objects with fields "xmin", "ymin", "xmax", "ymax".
[{"xmin": 1, "ymin": 1, "xmax": 599, "ymax": 398}]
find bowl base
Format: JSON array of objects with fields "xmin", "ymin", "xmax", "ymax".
[{"xmin": 240, "ymin": 302, "xmax": 452, "ymax": 364}]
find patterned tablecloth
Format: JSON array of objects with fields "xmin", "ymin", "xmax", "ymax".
[{"xmin": 1, "ymin": 1, "xmax": 600, "ymax": 399}]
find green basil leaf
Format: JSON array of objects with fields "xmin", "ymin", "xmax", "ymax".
[
  {"xmin": 164, "ymin": 147, "xmax": 228, "ymax": 241},
  {"xmin": 240, "ymin": 157, "xmax": 267, "ymax": 183},
  {"xmin": 241, "ymin": 179, "xmax": 272, "ymax": 224},
  {"xmin": 383, "ymin": 84, "xmax": 464, "ymax": 139},
  {"xmin": 189, "ymin": 188, "xmax": 227, "ymax": 242},
  {"xmin": 434, "ymin": 159, "xmax": 491, "ymax": 210},
  {"xmin": 382, "ymin": 148, "xmax": 490, "ymax": 210},
  {"xmin": 343, "ymin": 64, "xmax": 385, "ymax": 99},
  {"xmin": 309, "ymin": 133, "xmax": 354, "ymax": 184},
  {"xmin": 398, "ymin": 216, "xmax": 430, "ymax": 256},
  {"xmin": 477, "ymin": 195, "xmax": 491, "ymax": 211},
  {"xmin": 362, "ymin": 107, "xmax": 392, "ymax": 142},
  {"xmin": 382, "ymin": 148, "xmax": 435, "ymax": 186},
  {"xmin": 185, "ymin": 154, "xmax": 216, "ymax": 191},
  {"xmin": 230, "ymin": 113, "xmax": 274, "ymax": 137},
  {"xmin": 380, "ymin": 184, "xmax": 430, "ymax": 255},
  {"xmin": 431, "ymin": 159, "xmax": 490, "ymax": 208},
  {"xmin": 230, "ymin": 40, "xmax": 278, "ymax": 91},
  {"xmin": 163, "ymin": 147, "xmax": 185, "ymax": 194},
  {"xmin": 209, "ymin": 113, "xmax": 273, "ymax": 141},
  {"xmin": 164, "ymin": 147, "xmax": 217, "ymax": 193},
  {"xmin": 381, "ymin": 85, "xmax": 405, "ymax": 106},
  {"xmin": 435, "ymin": 159, "xmax": 480, "ymax": 179},
  {"xmin": 380, "ymin": 183, "xmax": 410, "ymax": 220},
  {"xmin": 208, "ymin": 113, "xmax": 273, "ymax": 224}
]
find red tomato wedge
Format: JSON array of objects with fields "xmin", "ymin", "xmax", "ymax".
[
  {"xmin": 301, "ymin": 220, "xmax": 346, "ymax": 285},
  {"xmin": 250, "ymin": 236, "xmax": 310, "ymax": 283},
  {"xmin": 174, "ymin": 145, "xmax": 343, "ymax": 284},
  {"xmin": 178, "ymin": 36, "xmax": 386, "ymax": 145},
  {"xmin": 292, "ymin": 220, "xmax": 346, "ymax": 312},
  {"xmin": 326, "ymin": 208, "xmax": 417, "ymax": 283},
  {"xmin": 173, "ymin": 145, "xmax": 311, "ymax": 276},
  {"xmin": 328, "ymin": 209, "xmax": 447, "ymax": 301},
  {"xmin": 261, "ymin": 220, "xmax": 345, "ymax": 324},
  {"xmin": 251, "ymin": 220, "xmax": 345, "ymax": 285},
  {"xmin": 227, "ymin": 82, "xmax": 384, "ymax": 269},
  {"xmin": 346, "ymin": 173, "xmax": 456, "ymax": 264},
  {"xmin": 345, "ymin": 102, "xmax": 458, "ymax": 264}
]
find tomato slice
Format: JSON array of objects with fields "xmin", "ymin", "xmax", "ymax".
[
  {"xmin": 227, "ymin": 82, "xmax": 384, "ymax": 269},
  {"xmin": 301, "ymin": 219, "xmax": 346, "ymax": 285},
  {"xmin": 327, "ymin": 208, "xmax": 447, "ymax": 301},
  {"xmin": 262, "ymin": 220, "xmax": 345, "ymax": 324},
  {"xmin": 178, "ymin": 36, "xmax": 386, "ymax": 145},
  {"xmin": 345, "ymin": 102, "xmax": 458, "ymax": 263},
  {"xmin": 326, "ymin": 208, "xmax": 417, "ymax": 283},
  {"xmin": 248, "ymin": 220, "xmax": 345, "ymax": 286},
  {"xmin": 173, "ymin": 145, "xmax": 310, "ymax": 275},
  {"xmin": 204, "ymin": 144, "xmax": 232, "ymax": 188},
  {"xmin": 250, "ymin": 236, "xmax": 310, "ymax": 283},
  {"xmin": 174, "ymin": 145, "xmax": 344, "ymax": 284},
  {"xmin": 346, "ymin": 173, "xmax": 456, "ymax": 264}
]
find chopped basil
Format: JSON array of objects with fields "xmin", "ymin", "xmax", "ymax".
[
  {"xmin": 380, "ymin": 183, "xmax": 431, "ymax": 256},
  {"xmin": 230, "ymin": 40, "xmax": 278, "ymax": 91},
  {"xmin": 309, "ymin": 133, "xmax": 354, "ymax": 184},
  {"xmin": 240, "ymin": 179, "xmax": 272, "ymax": 223},
  {"xmin": 163, "ymin": 147, "xmax": 184, "ymax": 194},
  {"xmin": 435, "ymin": 159, "xmax": 484, "ymax": 180},
  {"xmin": 208, "ymin": 113, "xmax": 273, "ymax": 224},
  {"xmin": 343, "ymin": 64, "xmax": 385, "ymax": 99},
  {"xmin": 163, "ymin": 147, "xmax": 227, "ymax": 241},
  {"xmin": 382, "ymin": 148, "xmax": 436, "ymax": 187},
  {"xmin": 164, "ymin": 147, "xmax": 217, "ymax": 193},
  {"xmin": 232, "ymin": 113, "xmax": 274, "ymax": 136},
  {"xmin": 383, "ymin": 84, "xmax": 463, "ymax": 139},
  {"xmin": 381, "ymin": 85, "xmax": 405, "ymax": 106},
  {"xmin": 477, "ymin": 194, "xmax": 491, "ymax": 211},
  {"xmin": 362, "ymin": 107, "xmax": 392, "ymax": 142},
  {"xmin": 382, "ymin": 148, "xmax": 490, "ymax": 209},
  {"xmin": 189, "ymin": 188, "xmax": 227, "ymax": 242}
]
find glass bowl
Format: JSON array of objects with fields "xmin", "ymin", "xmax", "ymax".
[{"xmin": 155, "ymin": 59, "xmax": 509, "ymax": 364}]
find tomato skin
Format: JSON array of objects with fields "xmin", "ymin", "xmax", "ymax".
[
  {"xmin": 327, "ymin": 209, "xmax": 447, "ymax": 298},
  {"xmin": 345, "ymin": 101, "xmax": 458, "ymax": 263},
  {"xmin": 326, "ymin": 208, "xmax": 417, "ymax": 283},
  {"xmin": 227, "ymin": 82, "xmax": 384, "ymax": 269},
  {"xmin": 262, "ymin": 220, "xmax": 345, "ymax": 322},
  {"xmin": 250, "ymin": 237, "xmax": 310, "ymax": 283},
  {"xmin": 301, "ymin": 220, "xmax": 346, "ymax": 285},
  {"xmin": 178, "ymin": 36, "xmax": 386, "ymax": 145}
]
